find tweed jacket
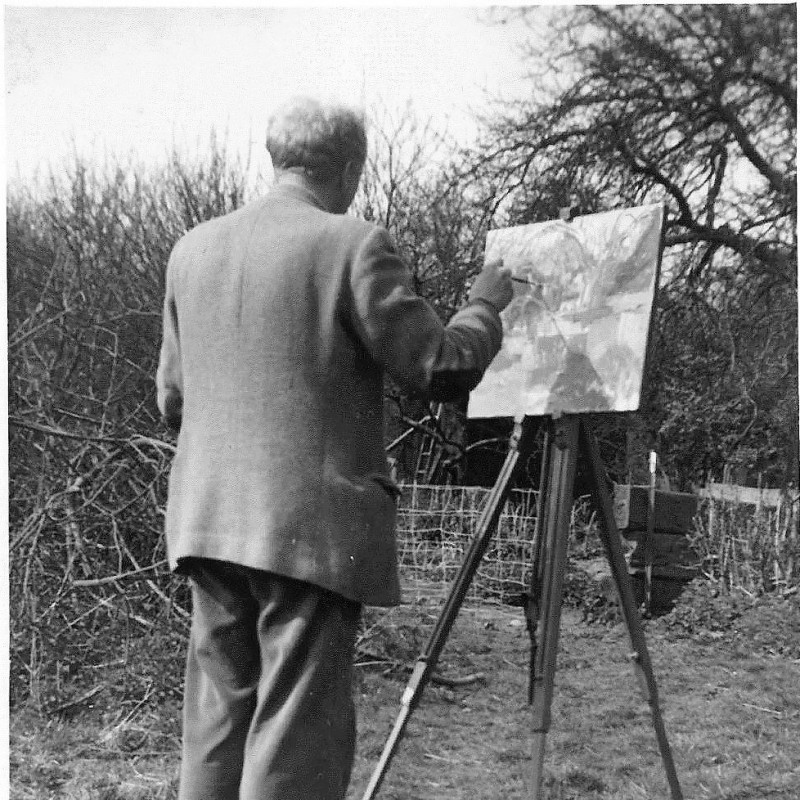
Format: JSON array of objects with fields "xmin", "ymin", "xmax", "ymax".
[{"xmin": 155, "ymin": 183, "xmax": 503, "ymax": 606}]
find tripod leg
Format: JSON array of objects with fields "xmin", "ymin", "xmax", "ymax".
[
  {"xmin": 524, "ymin": 426, "xmax": 551, "ymax": 705},
  {"xmin": 361, "ymin": 416, "xmax": 539, "ymax": 800},
  {"xmin": 530, "ymin": 417, "xmax": 579, "ymax": 799},
  {"xmin": 579, "ymin": 420, "xmax": 684, "ymax": 800}
]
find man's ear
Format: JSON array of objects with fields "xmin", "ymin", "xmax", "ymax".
[{"xmin": 342, "ymin": 159, "xmax": 363, "ymax": 189}]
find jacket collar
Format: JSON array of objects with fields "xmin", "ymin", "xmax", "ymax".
[{"xmin": 268, "ymin": 180, "xmax": 330, "ymax": 212}]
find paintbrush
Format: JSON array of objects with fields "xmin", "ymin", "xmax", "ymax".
[{"xmin": 512, "ymin": 277, "xmax": 543, "ymax": 287}]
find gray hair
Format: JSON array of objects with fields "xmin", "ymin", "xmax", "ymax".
[{"xmin": 265, "ymin": 97, "xmax": 367, "ymax": 183}]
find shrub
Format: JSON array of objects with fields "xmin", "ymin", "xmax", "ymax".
[{"xmin": 7, "ymin": 139, "xmax": 250, "ymax": 709}]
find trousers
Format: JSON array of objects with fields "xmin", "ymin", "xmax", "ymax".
[{"xmin": 177, "ymin": 558, "xmax": 362, "ymax": 800}]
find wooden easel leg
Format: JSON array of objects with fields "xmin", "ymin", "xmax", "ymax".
[
  {"xmin": 524, "ymin": 426, "xmax": 550, "ymax": 706},
  {"xmin": 579, "ymin": 419, "xmax": 684, "ymax": 800},
  {"xmin": 529, "ymin": 417, "xmax": 579, "ymax": 799},
  {"xmin": 361, "ymin": 416, "xmax": 539, "ymax": 800}
]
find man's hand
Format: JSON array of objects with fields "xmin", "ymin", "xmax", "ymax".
[{"xmin": 468, "ymin": 258, "xmax": 514, "ymax": 313}]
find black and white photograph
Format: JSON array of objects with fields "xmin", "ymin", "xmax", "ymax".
[{"xmin": 5, "ymin": 5, "xmax": 799, "ymax": 799}]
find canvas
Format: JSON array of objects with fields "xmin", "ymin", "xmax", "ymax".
[{"xmin": 468, "ymin": 203, "xmax": 664, "ymax": 419}]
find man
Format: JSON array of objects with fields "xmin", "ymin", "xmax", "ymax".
[{"xmin": 156, "ymin": 97, "xmax": 513, "ymax": 800}]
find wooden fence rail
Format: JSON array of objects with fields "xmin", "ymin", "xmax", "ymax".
[{"xmin": 699, "ymin": 482, "xmax": 799, "ymax": 510}]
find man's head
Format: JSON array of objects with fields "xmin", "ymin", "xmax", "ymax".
[{"xmin": 266, "ymin": 97, "xmax": 367, "ymax": 213}]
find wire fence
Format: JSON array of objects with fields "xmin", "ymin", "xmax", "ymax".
[
  {"xmin": 394, "ymin": 484, "xmax": 596, "ymax": 605},
  {"xmin": 393, "ymin": 483, "xmax": 800, "ymax": 605},
  {"xmin": 396, "ymin": 484, "xmax": 534, "ymax": 605}
]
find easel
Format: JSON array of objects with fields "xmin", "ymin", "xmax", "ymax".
[{"xmin": 361, "ymin": 413, "xmax": 684, "ymax": 800}]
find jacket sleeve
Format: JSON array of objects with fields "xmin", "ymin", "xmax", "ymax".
[
  {"xmin": 155, "ymin": 246, "xmax": 183, "ymax": 432},
  {"xmin": 347, "ymin": 226, "xmax": 503, "ymax": 401}
]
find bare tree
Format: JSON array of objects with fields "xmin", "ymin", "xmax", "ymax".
[
  {"xmin": 355, "ymin": 106, "xmax": 500, "ymax": 483},
  {"xmin": 469, "ymin": 4, "xmax": 797, "ymax": 488}
]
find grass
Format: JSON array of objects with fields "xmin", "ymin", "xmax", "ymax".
[
  {"xmin": 9, "ymin": 585, "xmax": 800, "ymax": 800},
  {"xmin": 10, "ymin": 703, "xmax": 180, "ymax": 800},
  {"xmin": 351, "ymin": 602, "xmax": 800, "ymax": 800}
]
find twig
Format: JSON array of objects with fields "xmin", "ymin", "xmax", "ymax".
[
  {"xmin": 9, "ymin": 418, "xmax": 176, "ymax": 454},
  {"xmin": 10, "ymin": 510, "xmax": 45, "ymax": 556},
  {"xmin": 9, "ymin": 308, "xmax": 73, "ymax": 350},
  {"xmin": 128, "ymin": 435, "xmax": 176, "ymax": 454},
  {"xmin": 423, "ymin": 752, "xmax": 459, "ymax": 763},
  {"xmin": 72, "ymin": 561, "xmax": 168, "ymax": 587},
  {"xmin": 388, "ymin": 660, "xmax": 488, "ymax": 688},
  {"xmin": 47, "ymin": 683, "xmax": 106, "ymax": 716},
  {"xmin": 9, "ymin": 418, "xmax": 125, "ymax": 444},
  {"xmin": 430, "ymin": 671, "xmax": 487, "ymax": 688},
  {"xmin": 120, "ymin": 680, "xmax": 156, "ymax": 725},
  {"xmin": 114, "ymin": 532, "xmax": 189, "ymax": 620},
  {"xmin": 742, "ymin": 702, "xmax": 783, "ymax": 718}
]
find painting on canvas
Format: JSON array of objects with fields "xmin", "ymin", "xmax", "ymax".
[{"xmin": 468, "ymin": 203, "xmax": 664, "ymax": 419}]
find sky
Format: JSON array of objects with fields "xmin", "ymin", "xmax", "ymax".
[{"xmin": 5, "ymin": 5, "xmax": 539, "ymax": 186}]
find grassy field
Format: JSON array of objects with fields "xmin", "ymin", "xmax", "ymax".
[{"xmin": 9, "ymin": 584, "xmax": 800, "ymax": 800}]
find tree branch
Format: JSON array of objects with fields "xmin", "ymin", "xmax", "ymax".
[{"xmin": 714, "ymin": 101, "xmax": 791, "ymax": 196}]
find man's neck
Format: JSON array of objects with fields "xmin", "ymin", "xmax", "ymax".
[{"xmin": 273, "ymin": 171, "xmax": 337, "ymax": 213}]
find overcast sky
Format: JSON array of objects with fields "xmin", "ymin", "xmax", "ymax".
[{"xmin": 5, "ymin": 5, "xmax": 539, "ymax": 186}]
